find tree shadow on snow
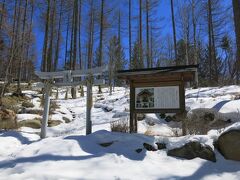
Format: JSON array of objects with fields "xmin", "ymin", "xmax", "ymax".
[
  {"xmin": 0, "ymin": 130, "xmax": 153, "ymax": 169},
  {"xmin": 212, "ymin": 100, "xmax": 231, "ymax": 112},
  {"xmin": 167, "ymin": 151, "xmax": 240, "ymax": 180},
  {"xmin": 0, "ymin": 130, "xmax": 37, "ymax": 145},
  {"xmin": 0, "ymin": 154, "xmax": 100, "ymax": 169},
  {"xmin": 64, "ymin": 130, "xmax": 153, "ymax": 161}
]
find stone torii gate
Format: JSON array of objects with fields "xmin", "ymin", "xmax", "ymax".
[{"xmin": 35, "ymin": 65, "xmax": 108, "ymax": 138}]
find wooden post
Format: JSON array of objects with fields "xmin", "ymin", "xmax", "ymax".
[
  {"xmin": 134, "ymin": 113, "xmax": 138, "ymax": 133},
  {"xmin": 86, "ymin": 74, "xmax": 93, "ymax": 135},
  {"xmin": 180, "ymin": 80, "xmax": 187, "ymax": 135},
  {"xmin": 130, "ymin": 81, "xmax": 135, "ymax": 133},
  {"xmin": 41, "ymin": 82, "xmax": 51, "ymax": 138}
]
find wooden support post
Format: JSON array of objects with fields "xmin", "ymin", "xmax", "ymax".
[
  {"xmin": 129, "ymin": 81, "xmax": 136, "ymax": 133},
  {"xmin": 134, "ymin": 113, "xmax": 138, "ymax": 133},
  {"xmin": 86, "ymin": 74, "xmax": 93, "ymax": 135},
  {"xmin": 180, "ymin": 81, "xmax": 187, "ymax": 135},
  {"xmin": 40, "ymin": 82, "xmax": 51, "ymax": 139}
]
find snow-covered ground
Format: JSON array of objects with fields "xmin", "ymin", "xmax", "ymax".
[{"xmin": 0, "ymin": 85, "xmax": 240, "ymax": 179}]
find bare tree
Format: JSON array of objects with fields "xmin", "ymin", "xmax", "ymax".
[{"xmin": 232, "ymin": 0, "xmax": 240, "ymax": 83}]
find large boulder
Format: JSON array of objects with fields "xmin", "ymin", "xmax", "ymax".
[
  {"xmin": 216, "ymin": 130, "xmax": 240, "ymax": 161},
  {"xmin": 0, "ymin": 109, "xmax": 17, "ymax": 130},
  {"xmin": 167, "ymin": 141, "xmax": 216, "ymax": 162}
]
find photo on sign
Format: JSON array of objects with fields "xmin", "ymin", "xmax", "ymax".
[{"xmin": 136, "ymin": 88, "xmax": 154, "ymax": 108}]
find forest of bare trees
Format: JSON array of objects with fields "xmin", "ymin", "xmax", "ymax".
[{"xmin": 0, "ymin": 0, "xmax": 239, "ymax": 94}]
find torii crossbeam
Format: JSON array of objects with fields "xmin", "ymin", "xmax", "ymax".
[{"xmin": 35, "ymin": 65, "xmax": 108, "ymax": 138}]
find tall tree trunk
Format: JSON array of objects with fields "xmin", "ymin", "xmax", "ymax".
[
  {"xmin": 71, "ymin": 0, "xmax": 78, "ymax": 99},
  {"xmin": 170, "ymin": 0, "xmax": 177, "ymax": 64},
  {"xmin": 208, "ymin": 0, "xmax": 213, "ymax": 83},
  {"xmin": 98, "ymin": 0, "xmax": 104, "ymax": 94},
  {"xmin": 47, "ymin": 0, "xmax": 56, "ymax": 72},
  {"xmin": 87, "ymin": 0, "xmax": 94, "ymax": 69},
  {"xmin": 54, "ymin": 0, "xmax": 63, "ymax": 71},
  {"xmin": 42, "ymin": 0, "xmax": 50, "ymax": 72},
  {"xmin": 191, "ymin": 0, "xmax": 198, "ymax": 87},
  {"xmin": 78, "ymin": 0, "xmax": 82, "ymax": 70},
  {"xmin": 0, "ymin": 0, "xmax": 18, "ymax": 101},
  {"xmin": 0, "ymin": 0, "xmax": 5, "ymax": 31},
  {"xmin": 25, "ymin": 0, "xmax": 34, "ymax": 81},
  {"xmin": 69, "ymin": 5, "xmax": 75, "ymax": 70},
  {"xmin": 232, "ymin": 0, "xmax": 240, "ymax": 83},
  {"xmin": 17, "ymin": 0, "xmax": 28, "ymax": 95},
  {"xmin": 146, "ymin": 0, "xmax": 150, "ymax": 68},
  {"xmin": 64, "ymin": 14, "xmax": 70, "ymax": 68},
  {"xmin": 139, "ymin": 0, "xmax": 143, "ymax": 68},
  {"xmin": 129, "ymin": 0, "xmax": 132, "ymax": 69}
]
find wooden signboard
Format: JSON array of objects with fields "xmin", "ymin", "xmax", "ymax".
[{"xmin": 117, "ymin": 65, "xmax": 197, "ymax": 134}]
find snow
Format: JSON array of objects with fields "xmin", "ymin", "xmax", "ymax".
[{"xmin": 0, "ymin": 85, "xmax": 240, "ymax": 179}]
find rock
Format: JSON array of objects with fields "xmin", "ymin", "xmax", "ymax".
[
  {"xmin": 102, "ymin": 105, "xmax": 113, "ymax": 112},
  {"xmin": 137, "ymin": 114, "xmax": 145, "ymax": 121},
  {"xmin": 112, "ymin": 112, "xmax": 129, "ymax": 118},
  {"xmin": 156, "ymin": 142, "xmax": 166, "ymax": 150},
  {"xmin": 0, "ymin": 109, "xmax": 17, "ymax": 130},
  {"xmin": 63, "ymin": 116, "xmax": 71, "ymax": 123},
  {"xmin": 135, "ymin": 148, "xmax": 143, "ymax": 153},
  {"xmin": 216, "ymin": 130, "xmax": 240, "ymax": 161},
  {"xmin": 94, "ymin": 103, "xmax": 113, "ymax": 112},
  {"xmin": 99, "ymin": 141, "xmax": 114, "ymax": 147},
  {"xmin": 167, "ymin": 141, "xmax": 216, "ymax": 162},
  {"xmin": 143, "ymin": 143, "xmax": 157, "ymax": 151},
  {"xmin": 48, "ymin": 120, "xmax": 62, "ymax": 127},
  {"xmin": 94, "ymin": 103, "xmax": 102, "ymax": 108}
]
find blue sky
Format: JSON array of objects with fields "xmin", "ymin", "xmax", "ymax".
[{"xmin": 34, "ymin": 0, "xmax": 233, "ymax": 70}]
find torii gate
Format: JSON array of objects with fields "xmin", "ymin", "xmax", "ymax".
[{"xmin": 35, "ymin": 65, "xmax": 108, "ymax": 138}]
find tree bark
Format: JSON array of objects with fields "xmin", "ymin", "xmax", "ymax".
[
  {"xmin": 171, "ymin": 0, "xmax": 177, "ymax": 64},
  {"xmin": 232, "ymin": 0, "xmax": 240, "ymax": 83},
  {"xmin": 129, "ymin": 0, "xmax": 132, "ymax": 69},
  {"xmin": 54, "ymin": 0, "xmax": 63, "ymax": 71}
]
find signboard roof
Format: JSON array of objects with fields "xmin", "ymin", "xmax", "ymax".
[{"xmin": 117, "ymin": 65, "xmax": 197, "ymax": 82}]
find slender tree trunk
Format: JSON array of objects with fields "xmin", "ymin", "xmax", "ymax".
[
  {"xmin": 98, "ymin": 0, "xmax": 104, "ymax": 94},
  {"xmin": 64, "ymin": 14, "xmax": 70, "ymax": 68},
  {"xmin": 17, "ymin": 0, "xmax": 28, "ymax": 95},
  {"xmin": 47, "ymin": 0, "xmax": 56, "ymax": 72},
  {"xmin": 0, "ymin": 0, "xmax": 18, "ymax": 101},
  {"xmin": 42, "ymin": 0, "xmax": 50, "ymax": 72},
  {"xmin": 139, "ymin": 0, "xmax": 143, "ymax": 68},
  {"xmin": 0, "ymin": 0, "xmax": 5, "ymax": 31},
  {"xmin": 146, "ymin": 0, "xmax": 150, "ymax": 68},
  {"xmin": 129, "ymin": 0, "xmax": 132, "ymax": 69},
  {"xmin": 25, "ymin": 0, "xmax": 34, "ymax": 81},
  {"xmin": 69, "ymin": 5, "xmax": 75, "ymax": 69},
  {"xmin": 208, "ymin": 0, "xmax": 213, "ymax": 83},
  {"xmin": 87, "ymin": 0, "xmax": 94, "ymax": 69},
  {"xmin": 170, "ymin": 0, "xmax": 177, "ymax": 64},
  {"xmin": 71, "ymin": 0, "xmax": 78, "ymax": 99},
  {"xmin": 191, "ymin": 0, "xmax": 198, "ymax": 87},
  {"xmin": 232, "ymin": 0, "xmax": 240, "ymax": 83},
  {"xmin": 150, "ymin": 23, "xmax": 153, "ymax": 67},
  {"xmin": 54, "ymin": 0, "xmax": 63, "ymax": 71},
  {"xmin": 78, "ymin": 0, "xmax": 82, "ymax": 70}
]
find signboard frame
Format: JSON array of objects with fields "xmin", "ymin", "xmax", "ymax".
[{"xmin": 132, "ymin": 81, "xmax": 185, "ymax": 114}]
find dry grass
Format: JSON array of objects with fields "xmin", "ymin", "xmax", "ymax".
[
  {"xmin": 18, "ymin": 118, "xmax": 42, "ymax": 129},
  {"xmin": 48, "ymin": 120, "xmax": 62, "ymax": 127},
  {"xmin": 110, "ymin": 119, "xmax": 129, "ymax": 133},
  {"xmin": 0, "ymin": 109, "xmax": 17, "ymax": 130},
  {"xmin": 22, "ymin": 101, "xmax": 34, "ymax": 108}
]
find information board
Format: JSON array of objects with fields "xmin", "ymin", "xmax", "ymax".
[{"xmin": 135, "ymin": 86, "xmax": 180, "ymax": 109}]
